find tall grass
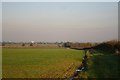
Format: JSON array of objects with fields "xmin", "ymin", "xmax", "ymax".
[{"xmin": 80, "ymin": 51, "xmax": 120, "ymax": 78}]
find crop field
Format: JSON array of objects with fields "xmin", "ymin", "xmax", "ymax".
[
  {"xmin": 2, "ymin": 48, "xmax": 120, "ymax": 79},
  {"xmin": 2, "ymin": 48, "xmax": 84, "ymax": 78}
]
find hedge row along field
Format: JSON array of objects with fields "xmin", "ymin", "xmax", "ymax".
[
  {"xmin": 78, "ymin": 51, "xmax": 120, "ymax": 78},
  {"xmin": 2, "ymin": 48, "xmax": 84, "ymax": 78}
]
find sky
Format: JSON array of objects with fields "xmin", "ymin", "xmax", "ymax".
[
  {"xmin": 0, "ymin": 2, "xmax": 1, "ymax": 43},
  {"xmin": 1, "ymin": 0, "xmax": 119, "ymax": 2},
  {"xmin": 2, "ymin": 2, "xmax": 118, "ymax": 42}
]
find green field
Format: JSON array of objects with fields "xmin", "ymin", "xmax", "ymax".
[
  {"xmin": 2, "ymin": 48, "xmax": 84, "ymax": 78},
  {"xmin": 79, "ymin": 51, "xmax": 120, "ymax": 78},
  {"xmin": 3, "ymin": 48, "xmax": 120, "ymax": 78}
]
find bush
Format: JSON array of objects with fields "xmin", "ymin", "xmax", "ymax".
[
  {"xmin": 94, "ymin": 43, "xmax": 115, "ymax": 53},
  {"xmin": 22, "ymin": 43, "xmax": 25, "ymax": 46},
  {"xmin": 2, "ymin": 42, "xmax": 5, "ymax": 46},
  {"xmin": 30, "ymin": 43, "xmax": 33, "ymax": 46}
]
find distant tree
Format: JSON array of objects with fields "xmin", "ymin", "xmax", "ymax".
[
  {"xmin": 2, "ymin": 42, "xmax": 5, "ymax": 46},
  {"xmin": 22, "ymin": 43, "xmax": 25, "ymax": 46},
  {"xmin": 63, "ymin": 42, "xmax": 71, "ymax": 48},
  {"xmin": 30, "ymin": 43, "xmax": 33, "ymax": 46},
  {"xmin": 114, "ymin": 43, "xmax": 120, "ymax": 49},
  {"xmin": 94, "ymin": 43, "xmax": 115, "ymax": 53}
]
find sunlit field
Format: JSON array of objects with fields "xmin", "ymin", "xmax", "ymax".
[
  {"xmin": 2, "ymin": 2, "xmax": 119, "ymax": 79},
  {"xmin": 2, "ymin": 48, "xmax": 84, "ymax": 78}
]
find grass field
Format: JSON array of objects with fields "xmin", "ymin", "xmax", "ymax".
[
  {"xmin": 79, "ymin": 51, "xmax": 120, "ymax": 78},
  {"xmin": 3, "ymin": 48, "xmax": 120, "ymax": 78},
  {"xmin": 2, "ymin": 48, "xmax": 84, "ymax": 78}
]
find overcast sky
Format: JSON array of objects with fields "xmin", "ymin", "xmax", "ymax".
[{"xmin": 2, "ymin": 2, "xmax": 118, "ymax": 42}]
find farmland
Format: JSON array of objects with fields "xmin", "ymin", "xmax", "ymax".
[
  {"xmin": 2, "ymin": 48, "xmax": 84, "ymax": 78},
  {"xmin": 2, "ymin": 41, "xmax": 120, "ymax": 79},
  {"xmin": 79, "ymin": 51, "xmax": 120, "ymax": 78}
]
